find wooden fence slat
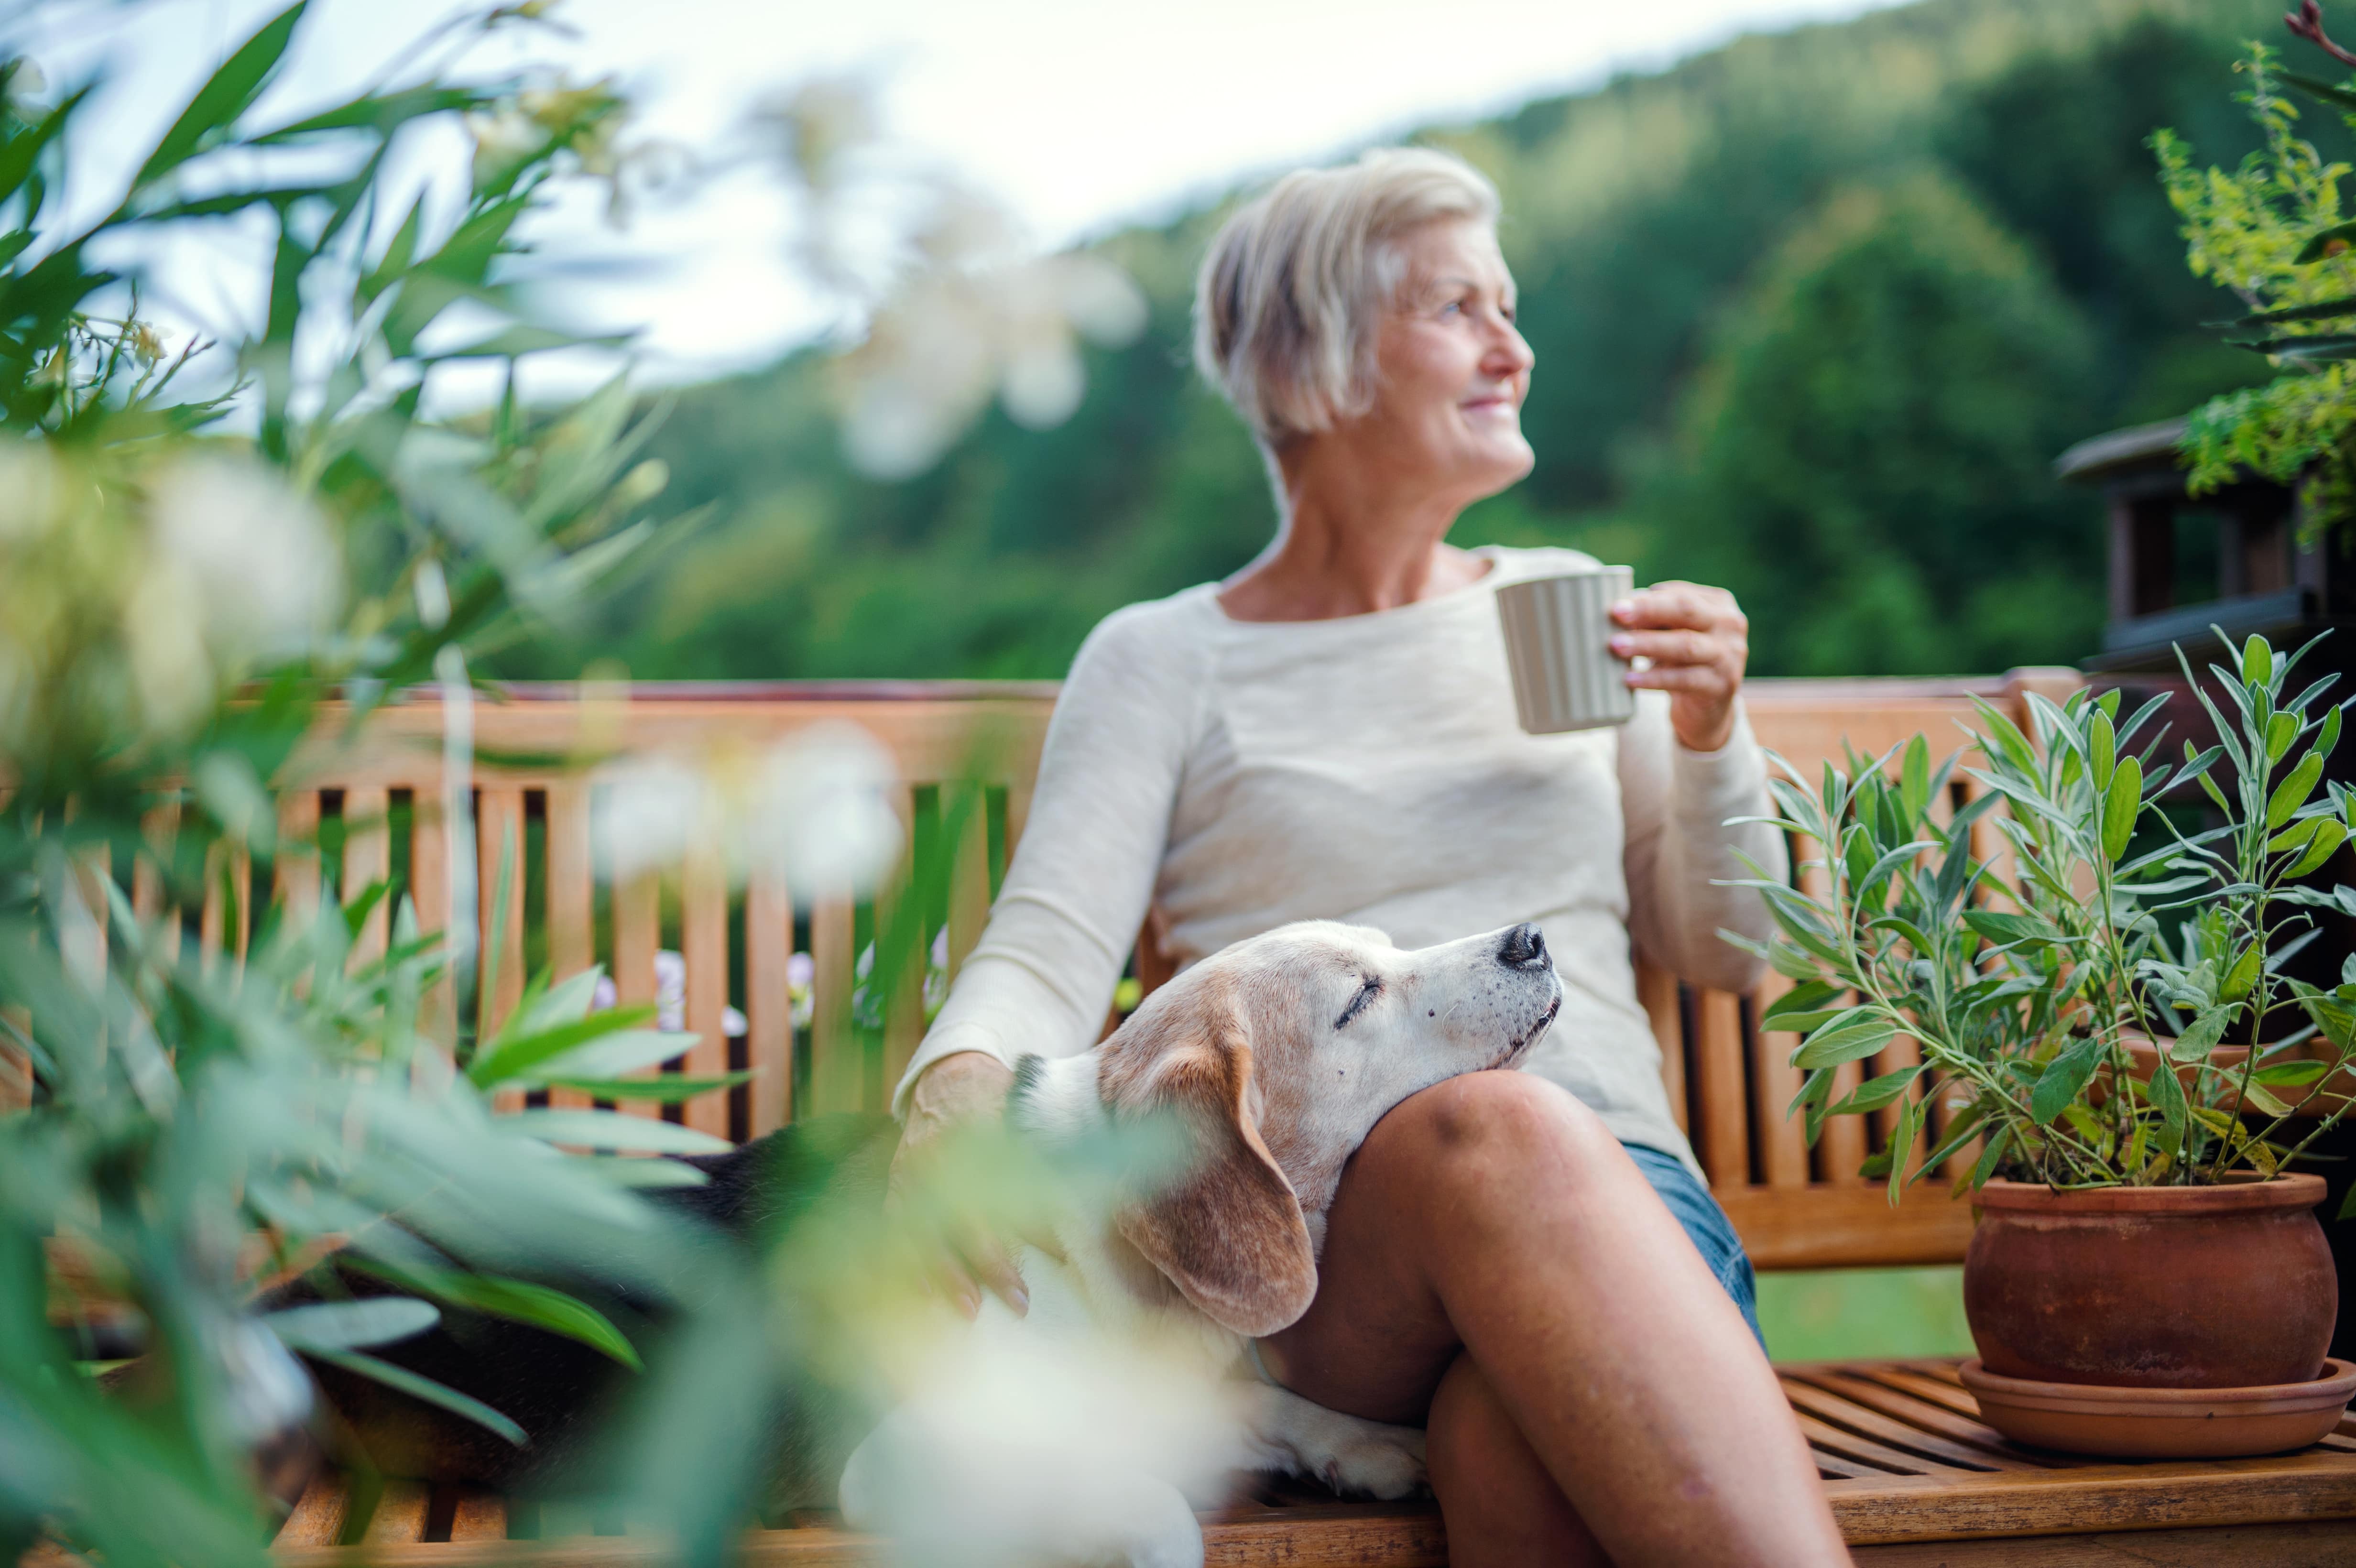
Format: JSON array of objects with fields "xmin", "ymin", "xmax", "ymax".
[
  {"xmin": 545, "ymin": 782, "xmax": 596, "ymax": 1115},
  {"xmin": 680, "ymin": 848, "xmax": 731, "ymax": 1140},
  {"xmin": 476, "ymin": 787, "xmax": 527, "ymax": 1110},
  {"xmin": 1750, "ymin": 968, "xmax": 1811, "ymax": 1190},
  {"xmin": 746, "ymin": 866, "xmax": 793, "ymax": 1138},
  {"xmin": 808, "ymin": 895, "xmax": 858, "ymax": 1116},
  {"xmin": 341, "ymin": 785, "xmax": 390, "ymax": 971},
  {"xmin": 276, "ymin": 1474, "xmax": 351, "ymax": 1548},
  {"xmin": 133, "ymin": 802, "xmax": 176, "ymax": 932},
  {"xmin": 1693, "ymin": 989, "xmax": 1748, "ymax": 1193},
  {"xmin": 362, "ymin": 1479, "xmax": 432, "ymax": 1545},
  {"xmin": 409, "ymin": 794, "xmax": 457, "ymax": 1051},
  {"xmin": 277, "ymin": 792, "xmax": 321, "ymax": 930},
  {"xmin": 878, "ymin": 789, "xmax": 924, "ymax": 1100},
  {"xmin": 1637, "ymin": 959, "xmax": 1686, "ymax": 1134},
  {"xmin": 447, "ymin": 1490, "xmax": 508, "ymax": 1542},
  {"xmin": 945, "ymin": 782, "xmax": 990, "ymax": 980},
  {"xmin": 612, "ymin": 871, "xmax": 661, "ymax": 1122}
]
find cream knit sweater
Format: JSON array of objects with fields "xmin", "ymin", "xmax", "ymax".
[{"xmin": 894, "ymin": 546, "xmax": 1786, "ymax": 1172}]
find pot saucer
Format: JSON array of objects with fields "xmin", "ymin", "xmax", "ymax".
[{"xmin": 1959, "ymin": 1357, "xmax": 2356, "ymax": 1459}]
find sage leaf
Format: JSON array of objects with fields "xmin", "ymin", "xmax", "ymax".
[
  {"xmin": 2101, "ymin": 753, "xmax": 2142, "ymax": 863},
  {"xmin": 2090, "ymin": 708, "xmax": 2115, "ymax": 790},
  {"xmin": 1792, "ymin": 1011, "xmax": 1898, "ymax": 1069},
  {"xmin": 2291, "ymin": 820, "xmax": 2348, "ymax": 878},
  {"xmin": 2268, "ymin": 752, "xmax": 2324, "ymax": 829},
  {"xmin": 2030, "ymin": 1035, "xmax": 2106, "ymax": 1125},
  {"xmin": 1830, "ymin": 1066, "xmax": 1923, "ymax": 1115}
]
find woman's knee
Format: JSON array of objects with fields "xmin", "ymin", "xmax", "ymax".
[{"xmin": 1374, "ymin": 1068, "xmax": 1621, "ymax": 1186}]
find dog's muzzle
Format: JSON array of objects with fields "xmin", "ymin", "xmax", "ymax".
[{"xmin": 1496, "ymin": 922, "xmax": 1549, "ymax": 971}]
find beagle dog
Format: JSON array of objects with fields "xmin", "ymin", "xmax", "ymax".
[{"xmin": 838, "ymin": 918, "xmax": 1563, "ymax": 1568}]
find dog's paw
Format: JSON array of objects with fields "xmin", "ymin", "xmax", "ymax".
[{"xmin": 1310, "ymin": 1418, "xmax": 1427, "ymax": 1500}]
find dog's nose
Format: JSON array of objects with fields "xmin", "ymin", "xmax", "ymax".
[{"xmin": 1497, "ymin": 922, "xmax": 1549, "ymax": 970}]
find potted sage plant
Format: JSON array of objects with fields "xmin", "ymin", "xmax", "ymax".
[{"xmin": 1732, "ymin": 631, "xmax": 2356, "ymax": 1457}]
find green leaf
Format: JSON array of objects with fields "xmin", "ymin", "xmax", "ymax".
[
  {"xmin": 346, "ymin": 1261, "xmax": 641, "ymax": 1371},
  {"xmin": 502, "ymin": 1109, "xmax": 732, "ymax": 1154},
  {"xmin": 1966, "ymin": 1124, "xmax": 2013, "ymax": 1191},
  {"xmin": 2268, "ymin": 711, "xmax": 2299, "ymax": 763},
  {"xmin": 2030, "ymin": 1035, "xmax": 2106, "ymax": 1126},
  {"xmin": 315, "ymin": 1350, "xmax": 525, "ymax": 1446},
  {"xmin": 1886, "ymin": 1100, "xmax": 1920, "ymax": 1207},
  {"xmin": 262, "ymin": 1297, "xmax": 437, "ymax": 1353},
  {"xmin": 2291, "ymin": 819, "xmax": 2348, "ymax": 878},
  {"xmin": 2170, "ymin": 1003, "xmax": 2237, "ymax": 1061},
  {"xmin": 1900, "ymin": 735, "xmax": 1930, "ymax": 822},
  {"xmin": 1915, "ymin": 1101, "xmax": 1991, "ymax": 1176},
  {"xmin": 2145, "ymin": 1045, "xmax": 2190, "ymax": 1133},
  {"xmin": 544, "ymin": 1072, "xmax": 753, "ymax": 1102},
  {"xmin": 2245, "ymin": 634, "xmax": 2273, "ymax": 686},
  {"xmin": 1793, "ymin": 1011, "xmax": 1898, "ymax": 1070},
  {"xmin": 2090, "ymin": 708, "xmax": 2116, "ymax": 791},
  {"xmin": 467, "ymin": 1005, "xmax": 662, "ymax": 1088},
  {"xmin": 2208, "ymin": 282, "xmax": 2356, "ymax": 326},
  {"xmin": 1963, "ymin": 910, "xmax": 2064, "ymax": 948},
  {"xmin": 2323, "ymin": 704, "xmax": 2345, "ymax": 762},
  {"xmin": 1830, "ymin": 1066, "xmax": 1922, "ymax": 1116},
  {"xmin": 2222, "ymin": 943, "xmax": 2263, "ymax": 1002},
  {"xmin": 2102, "ymin": 753, "xmax": 2142, "ymax": 864},
  {"xmin": 0, "ymin": 86, "xmax": 87, "ymax": 210},
  {"xmin": 135, "ymin": 2, "xmax": 308, "ymax": 188},
  {"xmin": 2269, "ymin": 752, "xmax": 2325, "ymax": 830},
  {"xmin": 1761, "ymin": 980, "xmax": 1845, "ymax": 1025},
  {"xmin": 2254, "ymin": 1058, "xmax": 2330, "ymax": 1087},
  {"xmin": 2296, "ymin": 220, "xmax": 2356, "ymax": 264}
]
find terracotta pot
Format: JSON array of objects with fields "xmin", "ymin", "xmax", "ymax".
[
  {"xmin": 1963, "ymin": 1174, "xmax": 2336, "ymax": 1389},
  {"xmin": 1959, "ymin": 1356, "xmax": 2356, "ymax": 1458}
]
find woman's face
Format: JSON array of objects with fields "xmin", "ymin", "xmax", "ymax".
[{"xmin": 1353, "ymin": 218, "xmax": 1535, "ymax": 501}]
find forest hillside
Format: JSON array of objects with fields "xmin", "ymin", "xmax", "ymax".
[{"xmin": 516, "ymin": 0, "xmax": 2294, "ymax": 684}]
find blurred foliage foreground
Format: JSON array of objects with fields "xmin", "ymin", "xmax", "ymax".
[{"xmin": 0, "ymin": 5, "xmax": 1150, "ymax": 1563}]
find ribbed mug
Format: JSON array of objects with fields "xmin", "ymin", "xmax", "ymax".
[{"xmin": 1496, "ymin": 566, "xmax": 1636, "ymax": 734}]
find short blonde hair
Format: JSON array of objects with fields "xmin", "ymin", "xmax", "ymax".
[{"xmin": 1193, "ymin": 146, "xmax": 1501, "ymax": 448}]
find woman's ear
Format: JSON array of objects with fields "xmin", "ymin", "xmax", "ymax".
[{"xmin": 1101, "ymin": 986, "xmax": 1317, "ymax": 1338}]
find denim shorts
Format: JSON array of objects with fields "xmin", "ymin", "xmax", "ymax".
[{"xmin": 1623, "ymin": 1142, "xmax": 1764, "ymax": 1349}]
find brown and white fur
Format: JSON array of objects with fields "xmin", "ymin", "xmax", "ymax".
[{"xmin": 838, "ymin": 918, "xmax": 1563, "ymax": 1568}]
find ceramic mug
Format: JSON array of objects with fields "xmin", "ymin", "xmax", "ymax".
[{"xmin": 1496, "ymin": 566, "xmax": 1637, "ymax": 734}]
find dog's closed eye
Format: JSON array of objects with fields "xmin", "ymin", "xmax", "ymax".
[{"xmin": 1333, "ymin": 976, "xmax": 1382, "ymax": 1031}]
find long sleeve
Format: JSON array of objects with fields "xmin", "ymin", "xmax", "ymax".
[
  {"xmin": 890, "ymin": 603, "xmax": 1206, "ymax": 1116},
  {"xmin": 1618, "ymin": 689, "xmax": 1787, "ymax": 993}
]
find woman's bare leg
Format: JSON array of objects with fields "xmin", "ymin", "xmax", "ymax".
[
  {"xmin": 1427, "ymin": 1352, "xmax": 1606, "ymax": 1567},
  {"xmin": 1260, "ymin": 1070, "xmax": 1844, "ymax": 1567}
]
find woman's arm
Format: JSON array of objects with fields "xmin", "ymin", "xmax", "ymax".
[
  {"xmin": 1619, "ymin": 691, "xmax": 1786, "ymax": 991},
  {"xmin": 1609, "ymin": 581, "xmax": 1785, "ymax": 991},
  {"xmin": 892, "ymin": 601, "xmax": 1204, "ymax": 1113}
]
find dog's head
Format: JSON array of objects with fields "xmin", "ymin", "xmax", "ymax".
[{"xmin": 1072, "ymin": 920, "xmax": 1560, "ymax": 1339}]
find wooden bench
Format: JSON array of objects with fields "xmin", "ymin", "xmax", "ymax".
[{"xmin": 89, "ymin": 671, "xmax": 2356, "ymax": 1563}]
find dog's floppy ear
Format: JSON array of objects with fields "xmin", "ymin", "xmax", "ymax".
[{"xmin": 1100, "ymin": 982, "xmax": 1317, "ymax": 1338}]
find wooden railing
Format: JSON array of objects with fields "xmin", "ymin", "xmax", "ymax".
[{"xmin": 46, "ymin": 670, "xmax": 2084, "ymax": 1274}]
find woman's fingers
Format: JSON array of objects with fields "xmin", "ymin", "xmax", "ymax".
[
  {"xmin": 1610, "ymin": 581, "xmax": 1741, "ymax": 633},
  {"xmin": 1609, "ymin": 628, "xmax": 1722, "ymax": 667}
]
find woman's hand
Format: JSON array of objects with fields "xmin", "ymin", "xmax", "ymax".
[
  {"xmin": 1608, "ymin": 582, "xmax": 1749, "ymax": 752},
  {"xmin": 890, "ymin": 1050, "xmax": 1043, "ymax": 1318}
]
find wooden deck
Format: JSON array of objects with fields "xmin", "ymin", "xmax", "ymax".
[{"xmin": 268, "ymin": 1360, "xmax": 2356, "ymax": 1566}]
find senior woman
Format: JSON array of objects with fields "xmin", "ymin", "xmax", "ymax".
[{"xmin": 890, "ymin": 149, "xmax": 1847, "ymax": 1567}]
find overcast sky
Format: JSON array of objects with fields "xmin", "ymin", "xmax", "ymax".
[{"xmin": 19, "ymin": 0, "xmax": 1911, "ymax": 379}]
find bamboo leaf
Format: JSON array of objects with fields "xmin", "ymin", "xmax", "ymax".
[
  {"xmin": 262, "ymin": 1297, "xmax": 437, "ymax": 1353},
  {"xmin": 135, "ymin": 2, "xmax": 308, "ymax": 188},
  {"xmin": 502, "ymin": 1109, "xmax": 731, "ymax": 1154},
  {"xmin": 315, "ymin": 1350, "xmax": 525, "ymax": 1446}
]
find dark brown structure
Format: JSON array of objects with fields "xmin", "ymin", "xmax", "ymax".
[{"xmin": 2054, "ymin": 417, "xmax": 2356, "ymax": 673}]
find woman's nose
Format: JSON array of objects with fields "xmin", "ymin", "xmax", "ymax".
[{"xmin": 1483, "ymin": 320, "xmax": 1534, "ymax": 378}]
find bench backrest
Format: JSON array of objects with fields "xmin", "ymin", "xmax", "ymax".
[{"xmin": 134, "ymin": 671, "xmax": 2081, "ymax": 1272}]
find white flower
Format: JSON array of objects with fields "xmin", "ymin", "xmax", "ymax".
[
  {"xmin": 148, "ymin": 456, "xmax": 341, "ymax": 657},
  {"xmin": 596, "ymin": 721, "xmax": 903, "ymax": 899}
]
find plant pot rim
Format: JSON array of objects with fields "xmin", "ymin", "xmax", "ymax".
[
  {"xmin": 1972, "ymin": 1171, "xmax": 2326, "ymax": 1215},
  {"xmin": 1959, "ymin": 1356, "xmax": 2356, "ymax": 1416}
]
